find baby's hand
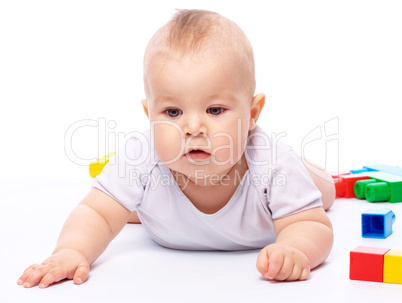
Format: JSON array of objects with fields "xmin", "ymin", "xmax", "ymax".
[
  {"xmin": 17, "ymin": 249, "xmax": 90, "ymax": 288},
  {"xmin": 256, "ymin": 243, "xmax": 310, "ymax": 281}
]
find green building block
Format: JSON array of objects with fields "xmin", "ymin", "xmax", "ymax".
[{"xmin": 354, "ymin": 171, "xmax": 402, "ymax": 203}]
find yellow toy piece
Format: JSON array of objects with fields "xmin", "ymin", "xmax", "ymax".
[
  {"xmin": 384, "ymin": 249, "xmax": 402, "ymax": 284},
  {"xmin": 89, "ymin": 152, "xmax": 116, "ymax": 178}
]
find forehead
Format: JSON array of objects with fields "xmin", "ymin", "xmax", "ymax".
[{"xmin": 145, "ymin": 51, "xmax": 251, "ymax": 101}]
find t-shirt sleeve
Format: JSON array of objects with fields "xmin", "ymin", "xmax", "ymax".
[
  {"xmin": 92, "ymin": 136, "xmax": 146, "ymax": 212},
  {"xmin": 267, "ymin": 150, "xmax": 323, "ymax": 220}
]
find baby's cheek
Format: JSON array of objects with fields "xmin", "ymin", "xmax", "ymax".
[
  {"xmin": 211, "ymin": 135, "xmax": 239, "ymax": 165},
  {"xmin": 212, "ymin": 138, "xmax": 232, "ymax": 165},
  {"xmin": 212, "ymin": 121, "xmax": 248, "ymax": 165},
  {"xmin": 153, "ymin": 123, "xmax": 184, "ymax": 162}
]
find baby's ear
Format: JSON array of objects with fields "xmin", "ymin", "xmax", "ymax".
[
  {"xmin": 141, "ymin": 99, "xmax": 149, "ymax": 119},
  {"xmin": 250, "ymin": 93, "xmax": 265, "ymax": 128}
]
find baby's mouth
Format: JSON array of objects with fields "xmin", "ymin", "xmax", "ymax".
[{"xmin": 185, "ymin": 149, "xmax": 211, "ymax": 160}]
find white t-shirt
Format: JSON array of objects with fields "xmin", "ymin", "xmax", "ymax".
[{"xmin": 93, "ymin": 125, "xmax": 322, "ymax": 251}]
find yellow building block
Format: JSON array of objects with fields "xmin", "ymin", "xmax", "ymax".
[
  {"xmin": 89, "ymin": 152, "xmax": 116, "ymax": 178},
  {"xmin": 384, "ymin": 249, "xmax": 402, "ymax": 284}
]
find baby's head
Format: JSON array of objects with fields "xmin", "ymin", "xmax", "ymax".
[
  {"xmin": 144, "ymin": 9, "xmax": 256, "ymax": 97},
  {"xmin": 142, "ymin": 9, "xmax": 265, "ymax": 179}
]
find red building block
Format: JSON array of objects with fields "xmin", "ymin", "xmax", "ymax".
[
  {"xmin": 333, "ymin": 174, "xmax": 370, "ymax": 198},
  {"xmin": 331, "ymin": 172, "xmax": 352, "ymax": 178},
  {"xmin": 350, "ymin": 246, "xmax": 390, "ymax": 282}
]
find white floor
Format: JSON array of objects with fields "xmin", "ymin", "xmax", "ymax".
[{"xmin": 1, "ymin": 177, "xmax": 402, "ymax": 303}]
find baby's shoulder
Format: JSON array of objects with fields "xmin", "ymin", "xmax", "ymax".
[
  {"xmin": 110, "ymin": 128, "xmax": 158, "ymax": 174},
  {"xmin": 246, "ymin": 125, "xmax": 293, "ymax": 169}
]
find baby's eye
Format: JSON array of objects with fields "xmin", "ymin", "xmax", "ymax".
[
  {"xmin": 165, "ymin": 108, "xmax": 183, "ymax": 117},
  {"xmin": 207, "ymin": 107, "xmax": 224, "ymax": 115}
]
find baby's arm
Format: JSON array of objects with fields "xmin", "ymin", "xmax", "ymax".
[
  {"xmin": 301, "ymin": 158, "xmax": 336, "ymax": 211},
  {"xmin": 256, "ymin": 207, "xmax": 333, "ymax": 281},
  {"xmin": 17, "ymin": 188, "xmax": 130, "ymax": 288}
]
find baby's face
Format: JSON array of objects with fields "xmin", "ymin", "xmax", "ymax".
[{"xmin": 143, "ymin": 52, "xmax": 257, "ymax": 179}]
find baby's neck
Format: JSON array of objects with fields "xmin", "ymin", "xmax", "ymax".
[{"xmin": 171, "ymin": 155, "xmax": 249, "ymax": 214}]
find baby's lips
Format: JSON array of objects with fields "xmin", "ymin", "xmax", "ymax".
[
  {"xmin": 188, "ymin": 149, "xmax": 208, "ymax": 153},
  {"xmin": 186, "ymin": 147, "xmax": 209, "ymax": 153},
  {"xmin": 184, "ymin": 149, "xmax": 211, "ymax": 160},
  {"xmin": 186, "ymin": 149, "xmax": 211, "ymax": 155}
]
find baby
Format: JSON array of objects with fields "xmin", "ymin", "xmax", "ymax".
[{"xmin": 18, "ymin": 9, "xmax": 335, "ymax": 288}]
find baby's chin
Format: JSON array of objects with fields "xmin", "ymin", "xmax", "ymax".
[{"xmin": 168, "ymin": 160, "xmax": 238, "ymax": 179}]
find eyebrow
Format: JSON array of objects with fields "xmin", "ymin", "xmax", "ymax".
[
  {"xmin": 208, "ymin": 93, "xmax": 238, "ymax": 103},
  {"xmin": 153, "ymin": 96, "xmax": 176, "ymax": 104},
  {"xmin": 153, "ymin": 93, "xmax": 238, "ymax": 105}
]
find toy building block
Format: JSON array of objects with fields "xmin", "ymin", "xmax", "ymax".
[
  {"xmin": 361, "ymin": 164, "xmax": 402, "ymax": 177},
  {"xmin": 332, "ymin": 174, "xmax": 370, "ymax": 198},
  {"xmin": 89, "ymin": 152, "xmax": 116, "ymax": 178},
  {"xmin": 362, "ymin": 209, "xmax": 395, "ymax": 239},
  {"xmin": 384, "ymin": 250, "xmax": 402, "ymax": 284},
  {"xmin": 350, "ymin": 246, "xmax": 390, "ymax": 282},
  {"xmin": 330, "ymin": 172, "xmax": 352, "ymax": 178},
  {"xmin": 354, "ymin": 171, "xmax": 402, "ymax": 203},
  {"xmin": 350, "ymin": 167, "xmax": 377, "ymax": 174}
]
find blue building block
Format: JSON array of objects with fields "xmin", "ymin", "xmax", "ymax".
[
  {"xmin": 350, "ymin": 167, "xmax": 377, "ymax": 174},
  {"xmin": 350, "ymin": 164, "xmax": 402, "ymax": 177},
  {"xmin": 363, "ymin": 164, "xmax": 402, "ymax": 177},
  {"xmin": 362, "ymin": 208, "xmax": 395, "ymax": 239}
]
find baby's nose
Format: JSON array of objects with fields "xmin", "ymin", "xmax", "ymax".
[{"xmin": 184, "ymin": 114, "xmax": 206, "ymax": 136}]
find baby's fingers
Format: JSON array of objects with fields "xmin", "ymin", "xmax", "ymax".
[
  {"xmin": 38, "ymin": 267, "xmax": 68, "ymax": 288},
  {"xmin": 256, "ymin": 248, "xmax": 284, "ymax": 280},
  {"xmin": 73, "ymin": 263, "xmax": 90, "ymax": 285},
  {"xmin": 299, "ymin": 267, "xmax": 310, "ymax": 281},
  {"xmin": 20, "ymin": 265, "xmax": 52, "ymax": 288},
  {"xmin": 286, "ymin": 264, "xmax": 303, "ymax": 281},
  {"xmin": 38, "ymin": 261, "xmax": 89, "ymax": 288},
  {"xmin": 17, "ymin": 264, "xmax": 39, "ymax": 285},
  {"xmin": 265, "ymin": 250, "xmax": 284, "ymax": 279},
  {"xmin": 256, "ymin": 249, "xmax": 269, "ymax": 276}
]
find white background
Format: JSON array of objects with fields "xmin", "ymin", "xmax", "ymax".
[
  {"xmin": 1, "ymin": 0, "xmax": 401, "ymax": 178},
  {"xmin": 1, "ymin": 1, "xmax": 402, "ymax": 302}
]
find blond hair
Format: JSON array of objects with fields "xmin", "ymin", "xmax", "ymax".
[{"xmin": 144, "ymin": 9, "xmax": 256, "ymax": 95}]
